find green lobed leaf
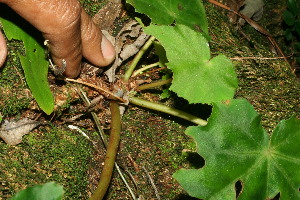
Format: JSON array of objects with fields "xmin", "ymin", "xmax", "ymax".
[
  {"xmin": 173, "ymin": 99, "xmax": 300, "ymax": 200},
  {"xmin": 11, "ymin": 182, "xmax": 64, "ymax": 200},
  {"xmin": 145, "ymin": 24, "xmax": 238, "ymax": 104},
  {"xmin": 0, "ymin": 7, "xmax": 54, "ymax": 115},
  {"xmin": 126, "ymin": 0, "xmax": 209, "ymax": 38}
]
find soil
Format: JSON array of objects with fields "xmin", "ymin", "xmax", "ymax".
[{"xmin": 0, "ymin": 0, "xmax": 299, "ymax": 200}]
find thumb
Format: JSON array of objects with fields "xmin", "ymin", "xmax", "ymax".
[{"xmin": 80, "ymin": 11, "xmax": 116, "ymax": 68}]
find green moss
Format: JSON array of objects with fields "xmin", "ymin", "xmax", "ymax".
[
  {"xmin": 120, "ymin": 107, "xmax": 196, "ymax": 199},
  {"xmin": 0, "ymin": 40, "xmax": 32, "ymax": 117},
  {"xmin": 1, "ymin": 1, "xmax": 298, "ymax": 200},
  {"xmin": 0, "ymin": 126, "xmax": 92, "ymax": 199},
  {"xmin": 204, "ymin": 1, "xmax": 300, "ymax": 133}
]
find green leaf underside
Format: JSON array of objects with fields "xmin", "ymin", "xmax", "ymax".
[
  {"xmin": 0, "ymin": 8, "xmax": 54, "ymax": 115},
  {"xmin": 173, "ymin": 99, "xmax": 300, "ymax": 200},
  {"xmin": 283, "ymin": 10, "xmax": 295, "ymax": 26},
  {"xmin": 153, "ymin": 42, "xmax": 168, "ymax": 65},
  {"xmin": 126, "ymin": 0, "xmax": 209, "ymax": 37},
  {"xmin": 145, "ymin": 24, "xmax": 238, "ymax": 104},
  {"xmin": 11, "ymin": 182, "xmax": 63, "ymax": 200},
  {"xmin": 287, "ymin": 0, "xmax": 299, "ymax": 16}
]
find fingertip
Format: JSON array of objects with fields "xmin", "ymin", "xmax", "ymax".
[
  {"xmin": 81, "ymin": 32, "xmax": 116, "ymax": 67},
  {"xmin": 80, "ymin": 10, "xmax": 115, "ymax": 67},
  {"xmin": 52, "ymin": 56, "xmax": 81, "ymax": 78},
  {"xmin": 100, "ymin": 33, "xmax": 116, "ymax": 65},
  {"xmin": 63, "ymin": 64, "xmax": 81, "ymax": 78}
]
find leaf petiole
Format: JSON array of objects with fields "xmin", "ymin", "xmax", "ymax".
[
  {"xmin": 137, "ymin": 78, "xmax": 172, "ymax": 91},
  {"xmin": 129, "ymin": 96, "xmax": 207, "ymax": 126},
  {"xmin": 123, "ymin": 36, "xmax": 156, "ymax": 82},
  {"xmin": 132, "ymin": 61, "xmax": 160, "ymax": 77}
]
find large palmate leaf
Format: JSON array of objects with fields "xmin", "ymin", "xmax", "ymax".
[
  {"xmin": 0, "ymin": 7, "xmax": 54, "ymax": 114},
  {"xmin": 11, "ymin": 182, "xmax": 63, "ymax": 200},
  {"xmin": 145, "ymin": 24, "xmax": 238, "ymax": 104},
  {"xmin": 126, "ymin": 0, "xmax": 209, "ymax": 38},
  {"xmin": 174, "ymin": 99, "xmax": 300, "ymax": 199}
]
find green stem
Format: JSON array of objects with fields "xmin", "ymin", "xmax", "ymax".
[
  {"xmin": 138, "ymin": 78, "xmax": 172, "ymax": 91},
  {"xmin": 129, "ymin": 97, "xmax": 207, "ymax": 126},
  {"xmin": 123, "ymin": 36, "xmax": 156, "ymax": 82},
  {"xmin": 132, "ymin": 61, "xmax": 160, "ymax": 77},
  {"xmin": 89, "ymin": 101, "xmax": 121, "ymax": 200}
]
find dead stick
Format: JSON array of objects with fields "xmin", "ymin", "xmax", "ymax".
[
  {"xmin": 66, "ymin": 78, "xmax": 126, "ymax": 103},
  {"xmin": 207, "ymin": 0, "xmax": 293, "ymax": 71}
]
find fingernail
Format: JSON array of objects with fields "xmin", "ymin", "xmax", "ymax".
[{"xmin": 101, "ymin": 34, "xmax": 116, "ymax": 62}]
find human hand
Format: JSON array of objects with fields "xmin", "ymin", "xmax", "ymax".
[{"xmin": 0, "ymin": 0, "xmax": 115, "ymax": 78}]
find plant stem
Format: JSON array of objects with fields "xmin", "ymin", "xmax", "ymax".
[
  {"xmin": 138, "ymin": 78, "xmax": 172, "ymax": 91},
  {"xmin": 123, "ymin": 36, "xmax": 156, "ymax": 82},
  {"xmin": 132, "ymin": 61, "xmax": 160, "ymax": 77},
  {"xmin": 75, "ymin": 86, "xmax": 136, "ymax": 199},
  {"xmin": 129, "ymin": 97, "xmax": 207, "ymax": 126},
  {"xmin": 89, "ymin": 101, "xmax": 121, "ymax": 200}
]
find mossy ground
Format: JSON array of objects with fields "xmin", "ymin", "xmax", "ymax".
[
  {"xmin": 205, "ymin": 0, "xmax": 299, "ymax": 133},
  {"xmin": 0, "ymin": 0, "xmax": 299, "ymax": 200},
  {"xmin": 0, "ymin": 125, "xmax": 92, "ymax": 199}
]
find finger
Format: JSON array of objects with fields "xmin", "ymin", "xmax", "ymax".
[
  {"xmin": 43, "ymin": 19, "xmax": 83, "ymax": 78},
  {"xmin": 4, "ymin": 0, "xmax": 84, "ymax": 78},
  {"xmin": 0, "ymin": 30, "xmax": 8, "ymax": 67},
  {"xmin": 80, "ymin": 11, "xmax": 115, "ymax": 67}
]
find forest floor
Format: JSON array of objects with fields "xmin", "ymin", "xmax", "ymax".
[{"xmin": 0, "ymin": 0, "xmax": 299, "ymax": 199}]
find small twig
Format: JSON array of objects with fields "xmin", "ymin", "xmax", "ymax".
[
  {"xmin": 34, "ymin": 113, "xmax": 43, "ymax": 121},
  {"xmin": 68, "ymin": 84, "xmax": 108, "ymax": 146},
  {"xmin": 230, "ymin": 56, "xmax": 291, "ymax": 60},
  {"xmin": 66, "ymin": 78, "xmax": 126, "ymax": 103},
  {"xmin": 114, "ymin": 163, "xmax": 137, "ymax": 200},
  {"xmin": 142, "ymin": 166, "xmax": 161, "ymax": 200},
  {"xmin": 68, "ymin": 125, "xmax": 91, "ymax": 140},
  {"xmin": 67, "ymin": 121, "xmax": 137, "ymax": 200},
  {"xmin": 207, "ymin": 0, "xmax": 295, "ymax": 75}
]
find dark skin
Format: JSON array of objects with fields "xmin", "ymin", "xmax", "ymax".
[{"xmin": 0, "ymin": 0, "xmax": 116, "ymax": 78}]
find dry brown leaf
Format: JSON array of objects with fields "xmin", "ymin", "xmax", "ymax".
[
  {"xmin": 92, "ymin": 1, "xmax": 149, "ymax": 82},
  {"xmin": 104, "ymin": 21, "xmax": 150, "ymax": 82}
]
